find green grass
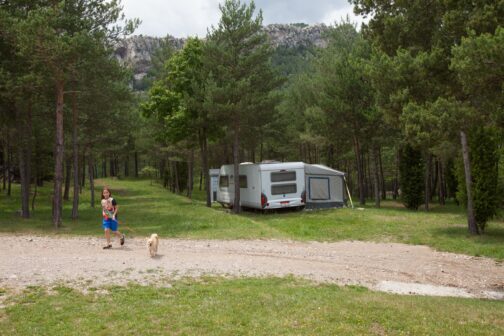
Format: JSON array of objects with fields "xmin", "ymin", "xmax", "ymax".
[
  {"xmin": 1, "ymin": 277, "xmax": 503, "ymax": 335},
  {"xmin": 1, "ymin": 178, "xmax": 504, "ymax": 259}
]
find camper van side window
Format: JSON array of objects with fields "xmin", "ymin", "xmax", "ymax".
[
  {"xmin": 271, "ymin": 171, "xmax": 296, "ymax": 182},
  {"xmin": 219, "ymin": 176, "xmax": 229, "ymax": 188},
  {"xmin": 271, "ymin": 184, "xmax": 297, "ymax": 195},
  {"xmin": 239, "ymin": 175, "xmax": 247, "ymax": 188}
]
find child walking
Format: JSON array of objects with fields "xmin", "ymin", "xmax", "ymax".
[{"xmin": 101, "ymin": 187, "xmax": 125, "ymax": 249}]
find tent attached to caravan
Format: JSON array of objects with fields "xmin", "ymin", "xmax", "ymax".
[{"xmin": 304, "ymin": 164, "xmax": 346, "ymax": 209}]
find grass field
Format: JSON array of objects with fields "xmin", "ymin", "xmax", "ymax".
[
  {"xmin": 1, "ymin": 178, "xmax": 503, "ymax": 259},
  {"xmin": 2, "ymin": 179, "xmax": 504, "ymax": 335},
  {"xmin": 1, "ymin": 277, "xmax": 504, "ymax": 336}
]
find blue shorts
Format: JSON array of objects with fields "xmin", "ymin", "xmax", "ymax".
[{"xmin": 102, "ymin": 219, "xmax": 118, "ymax": 231}]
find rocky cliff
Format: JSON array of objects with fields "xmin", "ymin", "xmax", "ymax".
[
  {"xmin": 114, "ymin": 24, "xmax": 329, "ymax": 82},
  {"xmin": 114, "ymin": 35, "xmax": 185, "ymax": 82}
]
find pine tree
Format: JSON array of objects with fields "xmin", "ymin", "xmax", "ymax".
[
  {"xmin": 399, "ymin": 144, "xmax": 424, "ymax": 210},
  {"xmin": 456, "ymin": 127, "xmax": 500, "ymax": 231},
  {"xmin": 205, "ymin": 0, "xmax": 281, "ymax": 213}
]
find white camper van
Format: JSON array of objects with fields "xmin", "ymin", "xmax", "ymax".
[{"xmin": 217, "ymin": 162, "xmax": 306, "ymax": 210}]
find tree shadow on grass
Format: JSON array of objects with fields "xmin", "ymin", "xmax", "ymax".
[
  {"xmin": 433, "ymin": 226, "xmax": 504, "ymax": 241},
  {"xmin": 429, "ymin": 225, "xmax": 504, "ymax": 260}
]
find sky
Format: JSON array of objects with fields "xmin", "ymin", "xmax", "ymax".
[{"xmin": 120, "ymin": 0, "xmax": 367, "ymax": 38}]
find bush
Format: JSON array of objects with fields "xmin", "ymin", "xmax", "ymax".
[
  {"xmin": 399, "ymin": 144, "xmax": 424, "ymax": 210},
  {"xmin": 456, "ymin": 127, "xmax": 500, "ymax": 232},
  {"xmin": 140, "ymin": 166, "xmax": 159, "ymax": 185}
]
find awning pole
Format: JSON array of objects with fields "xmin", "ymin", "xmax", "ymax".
[{"xmin": 343, "ymin": 176, "xmax": 354, "ymax": 209}]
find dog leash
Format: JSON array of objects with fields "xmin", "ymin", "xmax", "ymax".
[{"xmin": 114, "ymin": 218, "xmax": 137, "ymax": 234}]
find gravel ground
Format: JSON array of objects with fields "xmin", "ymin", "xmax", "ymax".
[{"xmin": 1, "ymin": 234, "xmax": 503, "ymax": 300}]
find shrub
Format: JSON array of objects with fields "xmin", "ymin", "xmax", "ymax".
[
  {"xmin": 455, "ymin": 127, "xmax": 500, "ymax": 232},
  {"xmin": 399, "ymin": 144, "xmax": 424, "ymax": 210}
]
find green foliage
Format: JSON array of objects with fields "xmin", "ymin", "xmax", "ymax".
[
  {"xmin": 352, "ymin": 0, "xmax": 503, "ymax": 231},
  {"xmin": 142, "ymin": 37, "xmax": 214, "ymax": 147},
  {"xmin": 472, "ymin": 128, "xmax": 500, "ymax": 231},
  {"xmin": 451, "ymin": 27, "xmax": 504, "ymax": 123},
  {"xmin": 457, "ymin": 127, "xmax": 501, "ymax": 231},
  {"xmin": 205, "ymin": 0, "xmax": 282, "ymax": 146},
  {"xmin": 399, "ymin": 144, "xmax": 424, "ymax": 210},
  {"xmin": 271, "ymin": 44, "xmax": 315, "ymax": 77},
  {"xmin": 139, "ymin": 166, "xmax": 158, "ymax": 178},
  {"xmin": 139, "ymin": 36, "xmax": 176, "ymax": 89}
]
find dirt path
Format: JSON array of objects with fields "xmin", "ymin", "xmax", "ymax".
[{"xmin": 1, "ymin": 234, "xmax": 503, "ymax": 300}]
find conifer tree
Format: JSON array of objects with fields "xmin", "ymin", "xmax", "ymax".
[
  {"xmin": 399, "ymin": 144, "xmax": 424, "ymax": 210},
  {"xmin": 205, "ymin": 0, "xmax": 281, "ymax": 213}
]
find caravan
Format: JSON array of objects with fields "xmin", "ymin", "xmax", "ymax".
[{"xmin": 217, "ymin": 162, "xmax": 306, "ymax": 210}]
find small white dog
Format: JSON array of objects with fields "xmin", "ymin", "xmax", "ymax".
[{"xmin": 147, "ymin": 233, "xmax": 159, "ymax": 257}]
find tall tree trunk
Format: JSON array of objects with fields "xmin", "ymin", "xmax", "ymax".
[
  {"xmin": 442, "ymin": 162, "xmax": 448, "ymax": 204},
  {"xmin": 187, "ymin": 149, "xmax": 194, "ymax": 198},
  {"xmin": 134, "ymin": 151, "xmax": 139, "ymax": 177},
  {"xmin": 233, "ymin": 117, "xmax": 241, "ymax": 213},
  {"xmin": 64, "ymin": 156, "xmax": 71, "ymax": 201},
  {"xmin": 372, "ymin": 147, "xmax": 381, "ymax": 208},
  {"xmin": 16, "ymin": 103, "xmax": 31, "ymax": 218},
  {"xmin": 460, "ymin": 130, "xmax": 478, "ymax": 234},
  {"xmin": 124, "ymin": 155, "xmax": 129, "ymax": 177},
  {"xmin": 424, "ymin": 153, "xmax": 432, "ymax": 211},
  {"xmin": 71, "ymin": 93, "xmax": 80, "ymax": 219},
  {"xmin": 169, "ymin": 160, "xmax": 174, "ymax": 192},
  {"xmin": 52, "ymin": 80, "xmax": 65, "ymax": 228},
  {"xmin": 366, "ymin": 151, "xmax": 372, "ymax": 198},
  {"xmin": 393, "ymin": 149, "xmax": 399, "ymax": 200},
  {"xmin": 80, "ymin": 150, "xmax": 86, "ymax": 190},
  {"xmin": 109, "ymin": 156, "xmax": 114, "ymax": 177},
  {"xmin": 438, "ymin": 161, "xmax": 446, "ymax": 205},
  {"xmin": 7, "ymin": 140, "xmax": 12, "ymax": 196},
  {"xmin": 379, "ymin": 147, "xmax": 386, "ymax": 200},
  {"xmin": 250, "ymin": 145, "xmax": 255, "ymax": 163},
  {"xmin": 103, "ymin": 158, "xmax": 107, "ymax": 178},
  {"xmin": 173, "ymin": 161, "xmax": 180, "ymax": 193},
  {"xmin": 114, "ymin": 154, "xmax": 121, "ymax": 177},
  {"xmin": 328, "ymin": 145, "xmax": 334, "ymax": 168},
  {"xmin": 200, "ymin": 129, "xmax": 211, "ymax": 207},
  {"xmin": 31, "ymin": 179, "xmax": 37, "ymax": 212},
  {"xmin": 353, "ymin": 135, "xmax": 365, "ymax": 205},
  {"xmin": 160, "ymin": 158, "xmax": 166, "ymax": 187},
  {"xmin": 88, "ymin": 152, "xmax": 95, "ymax": 208},
  {"xmin": 432, "ymin": 159, "xmax": 438, "ymax": 201},
  {"xmin": 260, "ymin": 140, "xmax": 264, "ymax": 163},
  {"xmin": 2, "ymin": 138, "xmax": 6, "ymax": 191}
]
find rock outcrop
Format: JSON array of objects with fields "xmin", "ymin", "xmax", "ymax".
[
  {"xmin": 115, "ymin": 24, "xmax": 330, "ymax": 83},
  {"xmin": 264, "ymin": 23, "xmax": 328, "ymax": 48}
]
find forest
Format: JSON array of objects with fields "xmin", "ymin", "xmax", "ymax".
[{"xmin": 1, "ymin": 0, "xmax": 503, "ymax": 235}]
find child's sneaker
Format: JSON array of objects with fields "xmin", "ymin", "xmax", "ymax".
[
  {"xmin": 103, "ymin": 244, "xmax": 112, "ymax": 249},
  {"xmin": 120, "ymin": 234, "xmax": 125, "ymax": 246}
]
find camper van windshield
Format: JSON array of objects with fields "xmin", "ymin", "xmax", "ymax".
[
  {"xmin": 271, "ymin": 171, "xmax": 296, "ymax": 182},
  {"xmin": 271, "ymin": 184, "xmax": 297, "ymax": 195},
  {"xmin": 219, "ymin": 176, "xmax": 229, "ymax": 188}
]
